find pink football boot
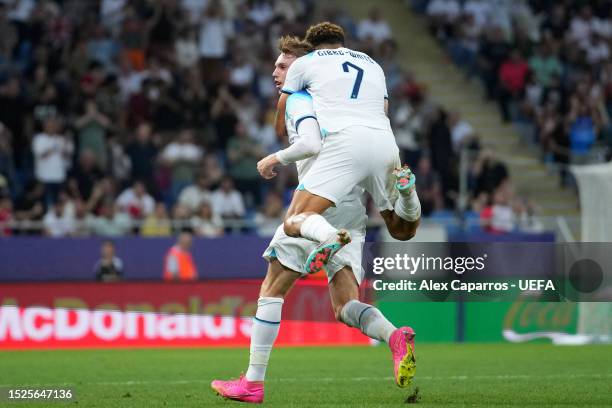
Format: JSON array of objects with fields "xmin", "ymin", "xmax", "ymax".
[
  {"xmin": 211, "ymin": 374, "xmax": 264, "ymax": 404},
  {"xmin": 389, "ymin": 326, "xmax": 416, "ymax": 387}
]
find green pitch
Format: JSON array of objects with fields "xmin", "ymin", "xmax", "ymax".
[{"xmin": 1, "ymin": 344, "xmax": 611, "ymax": 407}]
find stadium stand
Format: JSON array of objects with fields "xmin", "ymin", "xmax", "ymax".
[{"xmin": 0, "ymin": 0, "xmax": 543, "ymax": 237}]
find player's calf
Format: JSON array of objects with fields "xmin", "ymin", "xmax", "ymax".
[{"xmin": 339, "ymin": 300, "xmax": 396, "ymax": 343}]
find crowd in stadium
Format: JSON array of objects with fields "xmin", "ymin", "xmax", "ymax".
[
  {"xmin": 0, "ymin": 0, "xmax": 545, "ymax": 238},
  {"xmin": 419, "ymin": 0, "xmax": 612, "ymax": 188}
]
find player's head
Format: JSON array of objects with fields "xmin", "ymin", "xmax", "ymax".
[
  {"xmin": 305, "ymin": 22, "xmax": 345, "ymax": 49},
  {"xmin": 273, "ymin": 35, "xmax": 312, "ymax": 90}
]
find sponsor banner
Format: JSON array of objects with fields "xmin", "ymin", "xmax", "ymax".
[{"xmin": 0, "ymin": 281, "xmax": 369, "ymax": 349}]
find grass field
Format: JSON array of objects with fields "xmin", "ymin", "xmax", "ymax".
[{"xmin": 1, "ymin": 344, "xmax": 611, "ymax": 407}]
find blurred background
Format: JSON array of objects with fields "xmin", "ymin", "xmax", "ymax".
[{"xmin": 0, "ymin": 0, "xmax": 611, "ymax": 348}]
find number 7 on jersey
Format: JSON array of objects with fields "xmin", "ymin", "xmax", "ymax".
[{"xmin": 342, "ymin": 61, "xmax": 363, "ymax": 99}]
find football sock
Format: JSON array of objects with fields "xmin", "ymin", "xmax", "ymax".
[
  {"xmin": 340, "ymin": 300, "xmax": 396, "ymax": 343},
  {"xmin": 299, "ymin": 213, "xmax": 338, "ymax": 243},
  {"xmin": 394, "ymin": 190, "xmax": 421, "ymax": 222},
  {"xmin": 245, "ymin": 297, "xmax": 284, "ymax": 382}
]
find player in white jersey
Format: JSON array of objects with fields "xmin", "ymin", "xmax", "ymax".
[
  {"xmin": 270, "ymin": 23, "xmax": 421, "ymax": 281},
  {"xmin": 211, "ymin": 36, "xmax": 418, "ymax": 404}
]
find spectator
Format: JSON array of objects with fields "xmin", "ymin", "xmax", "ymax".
[
  {"xmin": 32, "ymin": 117, "xmax": 73, "ymax": 205},
  {"xmin": 116, "ymin": 180, "xmax": 155, "ymax": 220},
  {"xmin": 125, "ymin": 122, "xmax": 158, "ymax": 190},
  {"xmin": 0, "ymin": 78, "xmax": 30, "ymax": 170},
  {"xmin": 228, "ymin": 52, "xmax": 255, "ymax": 93},
  {"xmin": 498, "ymin": 49, "xmax": 530, "ymax": 122},
  {"xmin": 89, "ymin": 201, "xmax": 131, "ymax": 237},
  {"xmin": 566, "ymin": 97, "xmax": 602, "ymax": 158},
  {"xmin": 254, "ymin": 191, "xmax": 284, "ymax": 237},
  {"xmin": 462, "ymin": 0, "xmax": 491, "ymax": 31},
  {"xmin": 471, "ymin": 150, "xmax": 509, "ymax": 196},
  {"xmin": 160, "ymin": 128, "xmax": 203, "ymax": 202},
  {"xmin": 226, "ymin": 122, "xmax": 265, "ymax": 205},
  {"xmin": 427, "ymin": 0, "xmax": 461, "ymax": 39},
  {"xmin": 171, "ymin": 203, "xmax": 191, "ymax": 233},
  {"xmin": 210, "ymin": 176, "xmax": 246, "ymax": 220},
  {"xmin": 478, "ymin": 26, "xmax": 511, "ymax": 99},
  {"xmin": 449, "ymin": 111, "xmax": 476, "ymax": 152},
  {"xmin": 528, "ymin": 44, "xmax": 562, "ymax": 88},
  {"xmin": 87, "ymin": 24, "xmax": 119, "ymax": 68},
  {"xmin": 13, "ymin": 181, "xmax": 45, "ymax": 235},
  {"xmin": 141, "ymin": 202, "xmax": 172, "ymax": 237},
  {"xmin": 569, "ymin": 5, "xmax": 595, "ymax": 46},
  {"xmin": 163, "ymin": 230, "xmax": 198, "ymax": 281},
  {"xmin": 191, "ymin": 201, "xmax": 224, "ymax": 237},
  {"xmin": 249, "ymin": 111, "xmax": 278, "ymax": 154},
  {"xmin": 480, "ymin": 182, "xmax": 516, "ymax": 233},
  {"xmin": 175, "ymin": 27, "xmax": 199, "ymax": 69},
  {"xmin": 201, "ymin": 153, "xmax": 224, "ymax": 188},
  {"xmin": 357, "ymin": 7, "xmax": 392, "ymax": 44},
  {"xmin": 74, "ymin": 99, "xmax": 111, "ymax": 170},
  {"xmin": 414, "ymin": 156, "xmax": 444, "ymax": 216},
  {"xmin": 178, "ymin": 174, "xmax": 212, "ymax": 214},
  {"xmin": 94, "ymin": 240, "xmax": 124, "ymax": 282},
  {"xmin": 198, "ymin": 0, "xmax": 234, "ymax": 83},
  {"xmin": 107, "ymin": 134, "xmax": 132, "ymax": 183},
  {"xmin": 428, "ymin": 108, "xmax": 455, "ymax": 198},
  {"xmin": 43, "ymin": 193, "xmax": 76, "ymax": 237},
  {"xmin": 72, "ymin": 200, "xmax": 92, "ymax": 237},
  {"xmin": 584, "ymin": 32, "xmax": 610, "ymax": 65}
]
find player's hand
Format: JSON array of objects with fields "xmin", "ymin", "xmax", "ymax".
[{"xmin": 257, "ymin": 154, "xmax": 280, "ymax": 179}]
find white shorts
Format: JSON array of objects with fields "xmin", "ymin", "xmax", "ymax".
[
  {"xmin": 262, "ymin": 225, "xmax": 365, "ymax": 285},
  {"xmin": 301, "ymin": 125, "xmax": 401, "ymax": 212}
]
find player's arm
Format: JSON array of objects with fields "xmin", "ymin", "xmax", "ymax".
[
  {"xmin": 257, "ymin": 117, "xmax": 321, "ymax": 179},
  {"xmin": 275, "ymin": 93, "xmax": 288, "ymax": 140},
  {"xmin": 384, "ymin": 98, "xmax": 389, "ymax": 117}
]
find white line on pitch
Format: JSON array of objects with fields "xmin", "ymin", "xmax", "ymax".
[{"xmin": 1, "ymin": 373, "xmax": 611, "ymax": 387}]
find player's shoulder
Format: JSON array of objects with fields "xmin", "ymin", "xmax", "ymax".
[
  {"xmin": 286, "ymin": 89, "xmax": 313, "ymax": 115},
  {"xmin": 288, "ymin": 89, "xmax": 312, "ymax": 101}
]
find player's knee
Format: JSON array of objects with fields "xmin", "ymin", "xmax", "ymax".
[{"xmin": 283, "ymin": 213, "xmax": 306, "ymax": 237}]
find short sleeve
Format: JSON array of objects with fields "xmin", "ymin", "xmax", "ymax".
[{"xmin": 281, "ymin": 56, "xmax": 308, "ymax": 94}]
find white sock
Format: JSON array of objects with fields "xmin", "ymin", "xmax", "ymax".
[
  {"xmin": 340, "ymin": 300, "xmax": 396, "ymax": 343},
  {"xmin": 299, "ymin": 214, "xmax": 337, "ymax": 243},
  {"xmin": 245, "ymin": 297, "xmax": 284, "ymax": 382},
  {"xmin": 394, "ymin": 190, "xmax": 421, "ymax": 222}
]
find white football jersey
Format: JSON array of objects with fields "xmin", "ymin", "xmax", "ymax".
[
  {"xmin": 285, "ymin": 90, "xmax": 367, "ymax": 233},
  {"xmin": 284, "ymin": 90, "xmax": 318, "ymax": 179},
  {"xmin": 282, "ymin": 47, "xmax": 391, "ymax": 134}
]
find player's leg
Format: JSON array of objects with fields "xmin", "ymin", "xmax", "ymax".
[
  {"xmin": 329, "ymin": 267, "xmax": 417, "ymax": 388},
  {"xmin": 380, "ymin": 165, "xmax": 421, "ymax": 241},
  {"xmin": 328, "ymin": 267, "xmax": 395, "ymax": 342},
  {"xmin": 283, "ymin": 189, "xmax": 335, "ymax": 239},
  {"xmin": 290, "ymin": 128, "xmax": 375, "ymax": 273},
  {"xmin": 211, "ymin": 259, "xmax": 300, "ymax": 403},
  {"xmin": 247, "ymin": 259, "xmax": 300, "ymax": 382}
]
